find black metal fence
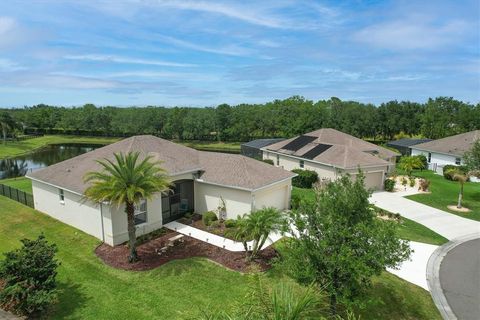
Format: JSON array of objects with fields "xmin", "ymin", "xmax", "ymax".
[{"xmin": 0, "ymin": 184, "xmax": 34, "ymax": 208}]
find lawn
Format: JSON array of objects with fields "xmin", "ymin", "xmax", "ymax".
[
  {"xmin": 407, "ymin": 170, "xmax": 480, "ymax": 221},
  {"xmin": 0, "ymin": 135, "xmax": 121, "ymax": 158},
  {"xmin": 292, "ymin": 187, "xmax": 448, "ymax": 245},
  {"xmin": 177, "ymin": 140, "xmax": 241, "ymax": 153},
  {"xmin": 0, "ymin": 177, "xmax": 32, "ymax": 193},
  {"xmin": 0, "ymin": 196, "xmax": 441, "ymax": 319}
]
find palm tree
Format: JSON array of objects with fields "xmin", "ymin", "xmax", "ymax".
[
  {"xmin": 229, "ymin": 208, "xmax": 285, "ymax": 261},
  {"xmin": 452, "ymin": 171, "xmax": 468, "ymax": 209},
  {"xmin": 84, "ymin": 152, "xmax": 171, "ymax": 262}
]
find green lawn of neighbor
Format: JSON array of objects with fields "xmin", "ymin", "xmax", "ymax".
[
  {"xmin": 292, "ymin": 187, "xmax": 448, "ymax": 246},
  {"xmin": 407, "ymin": 170, "xmax": 480, "ymax": 221},
  {"xmin": 177, "ymin": 140, "xmax": 241, "ymax": 153},
  {"xmin": 0, "ymin": 177, "xmax": 33, "ymax": 193},
  {"xmin": 0, "ymin": 135, "xmax": 121, "ymax": 158},
  {"xmin": 0, "ymin": 195, "xmax": 441, "ymax": 319}
]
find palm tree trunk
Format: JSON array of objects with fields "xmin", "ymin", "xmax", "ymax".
[
  {"xmin": 2, "ymin": 127, "xmax": 6, "ymax": 145},
  {"xmin": 457, "ymin": 183, "xmax": 464, "ymax": 209},
  {"xmin": 125, "ymin": 202, "xmax": 139, "ymax": 263}
]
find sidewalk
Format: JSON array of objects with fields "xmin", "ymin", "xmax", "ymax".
[
  {"xmin": 370, "ymin": 191, "xmax": 480, "ymax": 240},
  {"xmin": 164, "ymin": 221, "xmax": 283, "ymax": 252}
]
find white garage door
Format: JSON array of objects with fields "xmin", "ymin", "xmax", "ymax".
[{"xmin": 254, "ymin": 183, "xmax": 289, "ymax": 211}]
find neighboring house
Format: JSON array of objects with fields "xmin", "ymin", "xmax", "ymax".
[
  {"xmin": 410, "ymin": 130, "xmax": 480, "ymax": 174},
  {"xmin": 241, "ymin": 138, "xmax": 285, "ymax": 159},
  {"xmin": 262, "ymin": 128, "xmax": 399, "ymax": 190},
  {"xmin": 26, "ymin": 135, "xmax": 295, "ymax": 246},
  {"xmin": 386, "ymin": 138, "xmax": 433, "ymax": 156}
]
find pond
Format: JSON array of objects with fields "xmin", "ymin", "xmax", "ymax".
[{"xmin": 0, "ymin": 144, "xmax": 103, "ymax": 179}]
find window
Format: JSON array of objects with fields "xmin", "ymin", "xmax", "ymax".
[
  {"xmin": 427, "ymin": 153, "xmax": 432, "ymax": 163},
  {"xmin": 59, "ymin": 189, "xmax": 64, "ymax": 203},
  {"xmin": 134, "ymin": 200, "xmax": 147, "ymax": 225},
  {"xmin": 455, "ymin": 157, "xmax": 461, "ymax": 165},
  {"xmin": 276, "ymin": 154, "xmax": 280, "ymax": 166},
  {"xmin": 299, "ymin": 160, "xmax": 304, "ymax": 168}
]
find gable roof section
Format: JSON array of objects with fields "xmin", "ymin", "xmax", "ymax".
[
  {"xmin": 27, "ymin": 135, "xmax": 294, "ymax": 194},
  {"xmin": 198, "ymin": 152, "xmax": 294, "ymax": 190},
  {"xmin": 411, "ymin": 130, "xmax": 480, "ymax": 157},
  {"xmin": 265, "ymin": 128, "xmax": 397, "ymax": 169}
]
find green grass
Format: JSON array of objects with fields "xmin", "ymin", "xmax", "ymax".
[
  {"xmin": 177, "ymin": 140, "xmax": 241, "ymax": 153},
  {"xmin": 0, "ymin": 177, "xmax": 32, "ymax": 193},
  {"xmin": 0, "ymin": 196, "xmax": 441, "ymax": 319},
  {"xmin": 293, "ymin": 187, "xmax": 447, "ymax": 245},
  {"xmin": 406, "ymin": 170, "xmax": 480, "ymax": 221},
  {"xmin": 396, "ymin": 217, "xmax": 448, "ymax": 245},
  {"xmin": 0, "ymin": 135, "xmax": 121, "ymax": 158}
]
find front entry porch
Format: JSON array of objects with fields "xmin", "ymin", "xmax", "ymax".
[{"xmin": 161, "ymin": 180, "xmax": 194, "ymax": 224}]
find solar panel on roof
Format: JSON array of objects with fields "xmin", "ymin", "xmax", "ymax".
[
  {"xmin": 301, "ymin": 144, "xmax": 332, "ymax": 159},
  {"xmin": 282, "ymin": 135, "xmax": 317, "ymax": 151}
]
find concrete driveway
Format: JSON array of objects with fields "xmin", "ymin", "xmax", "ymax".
[{"xmin": 370, "ymin": 191, "xmax": 480, "ymax": 240}]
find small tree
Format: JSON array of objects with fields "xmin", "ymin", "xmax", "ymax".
[
  {"xmin": 452, "ymin": 171, "xmax": 468, "ymax": 209},
  {"xmin": 0, "ymin": 235, "xmax": 59, "ymax": 316},
  {"xmin": 0, "ymin": 112, "xmax": 17, "ymax": 145},
  {"xmin": 398, "ymin": 156, "xmax": 423, "ymax": 176},
  {"xmin": 84, "ymin": 152, "xmax": 171, "ymax": 262},
  {"xmin": 229, "ymin": 208, "xmax": 285, "ymax": 261},
  {"xmin": 464, "ymin": 139, "xmax": 480, "ymax": 178},
  {"xmin": 279, "ymin": 173, "xmax": 411, "ymax": 315}
]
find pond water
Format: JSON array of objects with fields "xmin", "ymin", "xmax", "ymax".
[{"xmin": 0, "ymin": 144, "xmax": 103, "ymax": 179}]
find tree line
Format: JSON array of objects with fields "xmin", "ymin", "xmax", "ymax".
[{"xmin": 2, "ymin": 96, "xmax": 479, "ymax": 142}]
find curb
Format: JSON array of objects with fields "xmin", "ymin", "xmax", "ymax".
[{"xmin": 426, "ymin": 233, "xmax": 480, "ymax": 320}]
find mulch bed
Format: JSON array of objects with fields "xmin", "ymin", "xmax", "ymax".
[{"xmin": 95, "ymin": 230, "xmax": 278, "ymax": 272}]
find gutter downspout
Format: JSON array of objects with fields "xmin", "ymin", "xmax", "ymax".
[{"xmin": 100, "ymin": 203, "xmax": 105, "ymax": 243}]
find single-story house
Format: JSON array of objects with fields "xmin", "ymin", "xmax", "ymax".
[
  {"xmin": 241, "ymin": 138, "xmax": 285, "ymax": 159},
  {"xmin": 262, "ymin": 128, "xmax": 399, "ymax": 190},
  {"xmin": 26, "ymin": 135, "xmax": 295, "ymax": 246},
  {"xmin": 386, "ymin": 138, "xmax": 433, "ymax": 156},
  {"xmin": 410, "ymin": 130, "xmax": 480, "ymax": 174}
]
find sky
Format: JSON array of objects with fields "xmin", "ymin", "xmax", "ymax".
[{"xmin": 0, "ymin": 0, "xmax": 479, "ymax": 107}]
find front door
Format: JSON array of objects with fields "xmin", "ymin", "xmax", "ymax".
[{"xmin": 161, "ymin": 180, "xmax": 194, "ymax": 223}]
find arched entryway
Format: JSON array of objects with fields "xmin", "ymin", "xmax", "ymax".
[{"xmin": 161, "ymin": 179, "xmax": 194, "ymax": 223}]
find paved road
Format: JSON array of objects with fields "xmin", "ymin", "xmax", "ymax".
[{"xmin": 439, "ymin": 238, "xmax": 480, "ymax": 320}]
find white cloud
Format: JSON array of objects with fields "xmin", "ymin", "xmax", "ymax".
[
  {"xmin": 63, "ymin": 54, "xmax": 195, "ymax": 67},
  {"xmin": 155, "ymin": 35, "xmax": 253, "ymax": 56},
  {"xmin": 353, "ymin": 19, "xmax": 469, "ymax": 50},
  {"xmin": 0, "ymin": 58, "xmax": 24, "ymax": 71}
]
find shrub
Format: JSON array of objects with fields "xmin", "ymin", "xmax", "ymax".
[
  {"xmin": 384, "ymin": 179, "xmax": 395, "ymax": 192},
  {"xmin": 0, "ymin": 235, "xmax": 59, "ymax": 317},
  {"xmin": 290, "ymin": 193, "xmax": 302, "ymax": 209},
  {"xmin": 291, "ymin": 169, "xmax": 318, "ymax": 188},
  {"xmin": 262, "ymin": 159, "xmax": 274, "ymax": 165},
  {"xmin": 202, "ymin": 211, "xmax": 218, "ymax": 226},
  {"xmin": 414, "ymin": 155, "xmax": 428, "ymax": 170},
  {"xmin": 210, "ymin": 220, "xmax": 221, "ymax": 229},
  {"xmin": 419, "ymin": 179, "xmax": 430, "ymax": 192},
  {"xmin": 224, "ymin": 219, "xmax": 237, "ymax": 228},
  {"xmin": 443, "ymin": 165, "xmax": 469, "ymax": 181},
  {"xmin": 409, "ymin": 177, "xmax": 416, "ymax": 187}
]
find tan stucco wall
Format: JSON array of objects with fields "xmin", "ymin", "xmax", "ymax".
[
  {"xmin": 194, "ymin": 181, "xmax": 252, "ymax": 219},
  {"xmin": 31, "ymin": 180, "xmax": 106, "ymax": 241},
  {"xmin": 253, "ymin": 179, "xmax": 291, "ymax": 211},
  {"xmin": 264, "ymin": 151, "xmax": 389, "ymax": 190},
  {"xmin": 108, "ymin": 195, "xmax": 164, "ymax": 246}
]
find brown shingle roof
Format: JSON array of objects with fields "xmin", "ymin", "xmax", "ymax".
[
  {"xmin": 27, "ymin": 135, "xmax": 294, "ymax": 193},
  {"xmin": 265, "ymin": 128, "xmax": 397, "ymax": 169},
  {"xmin": 411, "ymin": 130, "xmax": 480, "ymax": 157}
]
